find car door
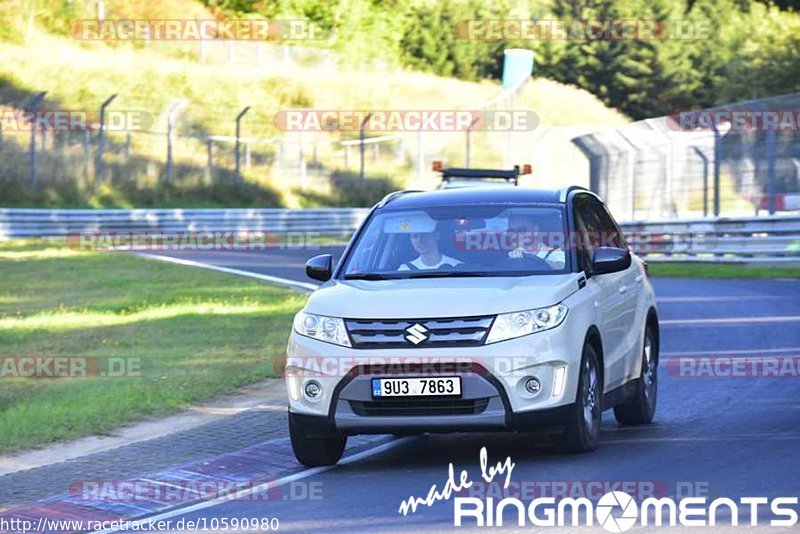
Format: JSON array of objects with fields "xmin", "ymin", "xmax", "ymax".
[
  {"xmin": 573, "ymin": 195, "xmax": 629, "ymax": 391},
  {"xmin": 592, "ymin": 199, "xmax": 643, "ymax": 383}
]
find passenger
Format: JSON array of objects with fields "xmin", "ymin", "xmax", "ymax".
[{"xmin": 399, "ymin": 229, "xmax": 462, "ymax": 271}]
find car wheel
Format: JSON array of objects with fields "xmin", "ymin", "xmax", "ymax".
[
  {"xmin": 556, "ymin": 342, "xmax": 601, "ymax": 453},
  {"xmin": 289, "ymin": 411, "xmax": 346, "ymax": 467},
  {"xmin": 614, "ymin": 323, "xmax": 658, "ymax": 425}
]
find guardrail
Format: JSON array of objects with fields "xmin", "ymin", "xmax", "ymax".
[
  {"xmin": 0, "ymin": 208, "xmax": 371, "ymax": 238},
  {"xmin": 620, "ymin": 215, "xmax": 800, "ymax": 263},
  {"xmin": 1, "ymin": 208, "xmax": 798, "ymax": 263}
]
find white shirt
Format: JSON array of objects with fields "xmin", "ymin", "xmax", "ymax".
[
  {"xmin": 509, "ymin": 244, "xmax": 566, "ymax": 269},
  {"xmin": 398, "ymin": 255, "xmax": 462, "ymax": 271}
]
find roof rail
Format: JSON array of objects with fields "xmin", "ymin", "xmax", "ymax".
[
  {"xmin": 559, "ymin": 185, "xmax": 591, "ymax": 202},
  {"xmin": 376, "ymin": 189, "xmax": 424, "ymax": 208}
]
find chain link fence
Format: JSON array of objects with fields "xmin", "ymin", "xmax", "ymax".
[
  {"xmin": 572, "ymin": 92, "xmax": 800, "ymax": 220},
  {"xmin": 0, "ymin": 77, "xmax": 528, "ymax": 206}
]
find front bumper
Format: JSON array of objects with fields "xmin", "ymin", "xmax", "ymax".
[{"xmin": 285, "ymin": 319, "xmax": 583, "ymax": 434}]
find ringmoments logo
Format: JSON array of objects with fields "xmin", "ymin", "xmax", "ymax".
[
  {"xmin": 396, "ymin": 448, "xmax": 798, "ymax": 530},
  {"xmin": 452, "ymin": 493, "xmax": 799, "ymax": 529}
]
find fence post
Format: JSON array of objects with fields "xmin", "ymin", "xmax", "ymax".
[
  {"xmin": 693, "ymin": 146, "xmax": 710, "ymax": 217},
  {"xmin": 234, "ymin": 106, "xmax": 251, "ymax": 185},
  {"xmin": 299, "ymin": 132, "xmax": 307, "ymax": 192},
  {"xmin": 416, "ymin": 130, "xmax": 424, "ymax": 181},
  {"xmin": 359, "ymin": 113, "xmax": 373, "ymax": 182},
  {"xmin": 26, "ymin": 91, "xmax": 46, "ymax": 190},
  {"xmin": 765, "ymin": 128, "xmax": 778, "ymax": 215},
  {"xmin": 124, "ymin": 132, "xmax": 131, "ymax": 159},
  {"xmin": 465, "ymin": 117, "xmax": 479, "ymax": 168},
  {"xmin": 711, "ymin": 123, "xmax": 721, "ymax": 217},
  {"xmin": 205, "ymin": 139, "xmax": 213, "ymax": 184},
  {"xmin": 95, "ymin": 93, "xmax": 117, "ymax": 182},
  {"xmin": 83, "ymin": 129, "xmax": 91, "ymax": 184},
  {"xmin": 165, "ymin": 99, "xmax": 187, "ymax": 184}
]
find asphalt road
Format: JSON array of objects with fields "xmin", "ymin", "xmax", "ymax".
[{"xmin": 141, "ymin": 248, "xmax": 800, "ymax": 532}]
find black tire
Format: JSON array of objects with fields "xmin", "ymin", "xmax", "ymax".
[
  {"xmin": 614, "ymin": 324, "xmax": 658, "ymax": 425},
  {"xmin": 289, "ymin": 412, "xmax": 346, "ymax": 467},
  {"xmin": 614, "ymin": 323, "xmax": 658, "ymax": 425},
  {"xmin": 556, "ymin": 341, "xmax": 602, "ymax": 453}
]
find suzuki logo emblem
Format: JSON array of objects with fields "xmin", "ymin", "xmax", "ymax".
[{"xmin": 405, "ymin": 323, "xmax": 429, "ymax": 345}]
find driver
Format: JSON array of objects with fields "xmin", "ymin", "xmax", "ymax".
[
  {"xmin": 506, "ymin": 212, "xmax": 566, "ymax": 269},
  {"xmin": 399, "ymin": 229, "xmax": 462, "ymax": 271}
]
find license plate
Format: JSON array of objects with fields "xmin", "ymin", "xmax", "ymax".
[{"xmin": 371, "ymin": 377, "xmax": 461, "ymax": 398}]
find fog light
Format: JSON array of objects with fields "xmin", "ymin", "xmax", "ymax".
[
  {"xmin": 524, "ymin": 377, "xmax": 541, "ymax": 395},
  {"xmin": 304, "ymin": 380, "xmax": 322, "ymax": 401}
]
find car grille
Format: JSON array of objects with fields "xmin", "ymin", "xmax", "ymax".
[
  {"xmin": 349, "ymin": 398, "xmax": 490, "ymax": 417},
  {"xmin": 344, "ymin": 315, "xmax": 494, "ymax": 349}
]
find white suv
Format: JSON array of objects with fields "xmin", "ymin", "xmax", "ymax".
[{"xmin": 285, "ymin": 186, "xmax": 659, "ymax": 466}]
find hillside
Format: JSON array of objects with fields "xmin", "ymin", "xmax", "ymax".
[{"xmin": 0, "ymin": 0, "xmax": 628, "ymax": 208}]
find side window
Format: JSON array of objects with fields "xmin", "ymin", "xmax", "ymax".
[
  {"xmin": 590, "ymin": 199, "xmax": 627, "ymax": 249},
  {"xmin": 572, "ymin": 196, "xmax": 598, "ymax": 272}
]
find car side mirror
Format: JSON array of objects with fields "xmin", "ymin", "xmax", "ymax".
[
  {"xmin": 306, "ymin": 254, "xmax": 333, "ymax": 282},
  {"xmin": 591, "ymin": 247, "xmax": 631, "ymax": 275}
]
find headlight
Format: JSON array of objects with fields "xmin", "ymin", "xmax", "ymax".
[
  {"xmin": 293, "ymin": 311, "xmax": 351, "ymax": 347},
  {"xmin": 486, "ymin": 304, "xmax": 568, "ymax": 344}
]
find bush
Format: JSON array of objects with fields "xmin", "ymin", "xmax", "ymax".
[{"xmin": 298, "ymin": 170, "xmax": 401, "ymax": 207}]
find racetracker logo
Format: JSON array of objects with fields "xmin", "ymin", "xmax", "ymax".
[
  {"xmin": 68, "ymin": 231, "xmax": 323, "ymax": 252},
  {"xmin": 279, "ymin": 356, "xmax": 560, "ymax": 379},
  {"xmin": 668, "ymin": 110, "xmax": 800, "ymax": 132},
  {"xmin": 273, "ymin": 110, "xmax": 539, "ymax": 132},
  {"xmin": 0, "ymin": 109, "xmax": 153, "ymax": 132},
  {"xmin": 456, "ymin": 19, "xmax": 713, "ymax": 41},
  {"xmin": 69, "ymin": 19, "xmax": 328, "ymax": 41},
  {"xmin": 666, "ymin": 356, "xmax": 800, "ymax": 378},
  {"xmin": 69, "ymin": 479, "xmax": 323, "ymax": 502},
  {"xmin": 0, "ymin": 356, "xmax": 141, "ymax": 378}
]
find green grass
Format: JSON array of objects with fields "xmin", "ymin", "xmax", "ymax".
[
  {"xmin": 649, "ymin": 262, "xmax": 800, "ymax": 279},
  {"xmin": 0, "ymin": 239, "xmax": 306, "ymax": 453}
]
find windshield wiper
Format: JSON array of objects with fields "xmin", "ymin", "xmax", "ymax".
[
  {"xmin": 344, "ymin": 273, "xmax": 394, "ymax": 280},
  {"xmin": 405, "ymin": 271, "xmax": 492, "ymax": 279}
]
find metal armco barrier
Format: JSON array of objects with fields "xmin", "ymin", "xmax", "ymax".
[
  {"xmin": 1, "ymin": 208, "xmax": 798, "ymax": 263},
  {"xmin": 0, "ymin": 208, "xmax": 370, "ymax": 238},
  {"xmin": 620, "ymin": 215, "xmax": 800, "ymax": 263}
]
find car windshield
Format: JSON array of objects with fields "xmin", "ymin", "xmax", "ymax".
[{"xmin": 341, "ymin": 204, "xmax": 570, "ymax": 279}]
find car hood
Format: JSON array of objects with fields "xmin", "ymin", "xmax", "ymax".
[{"xmin": 305, "ymin": 274, "xmax": 583, "ymax": 318}]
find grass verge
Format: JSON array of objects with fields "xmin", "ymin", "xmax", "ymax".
[
  {"xmin": 0, "ymin": 239, "xmax": 305, "ymax": 453},
  {"xmin": 649, "ymin": 262, "xmax": 800, "ymax": 279}
]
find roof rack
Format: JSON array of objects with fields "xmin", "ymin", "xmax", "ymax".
[{"xmin": 433, "ymin": 163, "xmax": 531, "ymax": 186}]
